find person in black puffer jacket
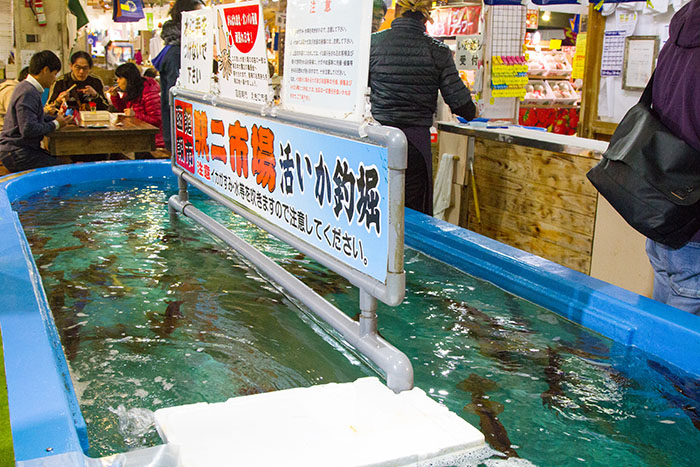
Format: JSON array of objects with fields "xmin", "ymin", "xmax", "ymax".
[
  {"xmin": 153, "ymin": 0, "xmax": 204, "ymax": 153},
  {"xmin": 369, "ymin": 0, "xmax": 476, "ymax": 215}
]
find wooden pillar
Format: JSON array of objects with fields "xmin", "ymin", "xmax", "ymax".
[{"xmin": 578, "ymin": 3, "xmax": 606, "ymax": 139}]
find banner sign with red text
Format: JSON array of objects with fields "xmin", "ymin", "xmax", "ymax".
[
  {"xmin": 426, "ymin": 6, "xmax": 481, "ymax": 37},
  {"xmin": 282, "ymin": 0, "xmax": 373, "ymax": 121},
  {"xmin": 173, "ymin": 97, "xmax": 390, "ymax": 282},
  {"xmin": 214, "ymin": 1, "xmax": 270, "ymax": 104}
]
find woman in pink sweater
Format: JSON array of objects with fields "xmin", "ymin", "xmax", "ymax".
[{"xmin": 109, "ymin": 62, "xmax": 164, "ymax": 148}]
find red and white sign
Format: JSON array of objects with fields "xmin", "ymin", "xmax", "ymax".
[
  {"xmin": 214, "ymin": 1, "xmax": 269, "ymax": 105},
  {"xmin": 426, "ymin": 6, "xmax": 481, "ymax": 37},
  {"xmin": 223, "ymin": 3, "xmax": 259, "ymax": 54}
]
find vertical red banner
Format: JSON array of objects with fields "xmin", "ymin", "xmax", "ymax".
[{"xmin": 174, "ymin": 99, "xmax": 195, "ymax": 174}]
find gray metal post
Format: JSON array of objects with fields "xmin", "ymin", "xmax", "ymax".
[
  {"xmin": 178, "ymin": 174, "xmax": 189, "ymax": 202},
  {"xmin": 170, "ymin": 174, "xmax": 189, "ymax": 224},
  {"xmin": 359, "ymin": 289, "xmax": 378, "ymax": 337},
  {"xmin": 168, "ymin": 194, "xmax": 413, "ymax": 392}
]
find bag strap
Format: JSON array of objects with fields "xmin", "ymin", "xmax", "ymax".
[{"xmin": 639, "ymin": 71, "xmax": 655, "ymax": 107}]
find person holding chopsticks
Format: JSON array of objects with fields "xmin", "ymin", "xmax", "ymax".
[{"xmin": 47, "ymin": 51, "xmax": 110, "ymax": 114}]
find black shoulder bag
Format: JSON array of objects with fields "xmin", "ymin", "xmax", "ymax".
[{"xmin": 586, "ymin": 73, "xmax": 700, "ymax": 249}]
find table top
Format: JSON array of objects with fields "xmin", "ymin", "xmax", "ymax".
[
  {"xmin": 47, "ymin": 114, "xmax": 159, "ymax": 156},
  {"xmin": 51, "ymin": 114, "xmax": 159, "ymax": 138},
  {"xmin": 437, "ymin": 121, "xmax": 608, "ymax": 158}
]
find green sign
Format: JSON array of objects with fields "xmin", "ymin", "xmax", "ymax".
[{"xmin": 146, "ymin": 12, "xmax": 154, "ymax": 30}]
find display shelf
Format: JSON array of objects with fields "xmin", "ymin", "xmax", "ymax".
[
  {"xmin": 520, "ymin": 104, "xmax": 579, "ymax": 109},
  {"xmin": 530, "ymin": 75, "xmax": 571, "ymax": 80}
]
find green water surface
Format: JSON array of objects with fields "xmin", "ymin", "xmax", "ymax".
[{"xmin": 14, "ymin": 178, "xmax": 700, "ymax": 466}]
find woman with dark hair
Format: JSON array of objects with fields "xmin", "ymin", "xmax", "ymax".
[
  {"xmin": 152, "ymin": 0, "xmax": 204, "ymax": 153},
  {"xmin": 47, "ymin": 51, "xmax": 110, "ymax": 113},
  {"xmin": 109, "ymin": 62, "xmax": 164, "ymax": 148}
]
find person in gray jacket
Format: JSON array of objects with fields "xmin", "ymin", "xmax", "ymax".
[
  {"xmin": 0, "ymin": 67, "xmax": 29, "ymax": 130},
  {"xmin": 369, "ymin": 0, "xmax": 476, "ymax": 215}
]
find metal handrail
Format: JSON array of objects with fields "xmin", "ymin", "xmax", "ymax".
[
  {"xmin": 168, "ymin": 176, "xmax": 413, "ymax": 392},
  {"xmin": 167, "ymin": 88, "xmax": 414, "ymax": 392}
]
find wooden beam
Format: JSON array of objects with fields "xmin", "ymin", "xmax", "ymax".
[
  {"xmin": 578, "ymin": 4, "xmax": 606, "ymax": 139},
  {"xmin": 589, "ymin": 120, "xmax": 617, "ymax": 136}
]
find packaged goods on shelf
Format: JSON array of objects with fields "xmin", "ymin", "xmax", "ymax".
[
  {"xmin": 527, "ymin": 51, "xmax": 548, "ymax": 77},
  {"xmin": 527, "ymin": 51, "xmax": 572, "ymax": 78},
  {"xmin": 523, "ymin": 79, "xmax": 555, "ymax": 105},
  {"xmin": 547, "ymin": 80, "xmax": 579, "ymax": 105},
  {"xmin": 544, "ymin": 51, "xmax": 572, "ymax": 78}
]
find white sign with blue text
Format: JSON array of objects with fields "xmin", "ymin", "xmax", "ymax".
[{"xmin": 173, "ymin": 97, "xmax": 390, "ymax": 283}]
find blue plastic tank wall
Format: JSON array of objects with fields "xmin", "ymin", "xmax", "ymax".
[{"xmin": 1, "ymin": 160, "xmax": 699, "ymax": 462}]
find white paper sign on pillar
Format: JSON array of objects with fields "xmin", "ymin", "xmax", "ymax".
[
  {"xmin": 214, "ymin": 0, "xmax": 270, "ymax": 105},
  {"xmin": 181, "ymin": 9, "xmax": 214, "ymax": 93},
  {"xmin": 282, "ymin": 0, "xmax": 373, "ymax": 122}
]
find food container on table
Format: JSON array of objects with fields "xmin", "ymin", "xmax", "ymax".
[{"xmin": 80, "ymin": 110, "xmax": 111, "ymax": 126}]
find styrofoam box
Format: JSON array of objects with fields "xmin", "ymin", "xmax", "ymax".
[
  {"xmin": 79, "ymin": 110, "xmax": 111, "ymax": 123},
  {"xmin": 155, "ymin": 377, "xmax": 486, "ymax": 466}
]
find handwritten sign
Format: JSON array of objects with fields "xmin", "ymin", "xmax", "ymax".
[
  {"xmin": 181, "ymin": 9, "xmax": 214, "ymax": 93},
  {"xmin": 215, "ymin": 1, "xmax": 270, "ymax": 105},
  {"xmin": 455, "ymin": 35, "xmax": 483, "ymax": 71},
  {"xmin": 282, "ymin": 0, "xmax": 373, "ymax": 121},
  {"xmin": 174, "ymin": 97, "xmax": 390, "ymax": 282}
]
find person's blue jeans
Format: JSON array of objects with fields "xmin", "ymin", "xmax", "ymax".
[
  {"xmin": 646, "ymin": 238, "xmax": 700, "ymax": 316},
  {"xmin": 0, "ymin": 147, "xmax": 60, "ymax": 173}
]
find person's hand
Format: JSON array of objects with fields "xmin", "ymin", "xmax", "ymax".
[
  {"xmin": 106, "ymin": 85, "xmax": 120, "ymax": 96},
  {"xmin": 56, "ymin": 89, "xmax": 71, "ymax": 105},
  {"xmin": 79, "ymin": 85, "xmax": 98, "ymax": 97},
  {"xmin": 124, "ymin": 108, "xmax": 135, "ymax": 117},
  {"xmin": 44, "ymin": 102, "xmax": 59, "ymax": 115},
  {"xmin": 55, "ymin": 114, "xmax": 74, "ymax": 128}
]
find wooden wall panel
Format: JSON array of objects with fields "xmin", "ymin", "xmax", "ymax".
[
  {"xmin": 473, "ymin": 168, "xmax": 597, "ymax": 217},
  {"xmin": 466, "ymin": 138, "xmax": 599, "ymax": 274}
]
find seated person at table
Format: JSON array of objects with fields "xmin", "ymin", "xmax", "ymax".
[
  {"xmin": 47, "ymin": 51, "xmax": 111, "ymax": 113},
  {"xmin": 0, "ymin": 50, "xmax": 72, "ymax": 173},
  {"xmin": 143, "ymin": 67, "xmax": 158, "ymax": 79},
  {"xmin": 0, "ymin": 67, "xmax": 29, "ymax": 130},
  {"xmin": 109, "ymin": 62, "xmax": 164, "ymax": 148}
]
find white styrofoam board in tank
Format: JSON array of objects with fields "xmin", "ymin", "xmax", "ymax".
[{"xmin": 154, "ymin": 377, "xmax": 485, "ymax": 466}]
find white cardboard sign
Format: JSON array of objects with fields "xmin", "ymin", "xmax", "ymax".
[
  {"xmin": 282, "ymin": 0, "xmax": 373, "ymax": 122},
  {"xmin": 181, "ymin": 9, "xmax": 214, "ymax": 93}
]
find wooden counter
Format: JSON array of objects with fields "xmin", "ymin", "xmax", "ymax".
[
  {"xmin": 48, "ymin": 115, "xmax": 158, "ymax": 156},
  {"xmin": 436, "ymin": 122, "xmax": 653, "ymax": 296}
]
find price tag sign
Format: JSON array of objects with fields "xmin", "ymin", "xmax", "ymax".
[{"xmin": 549, "ymin": 39, "xmax": 562, "ymax": 51}]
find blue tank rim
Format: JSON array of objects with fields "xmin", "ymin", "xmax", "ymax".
[{"xmin": 1, "ymin": 160, "xmax": 699, "ymax": 461}]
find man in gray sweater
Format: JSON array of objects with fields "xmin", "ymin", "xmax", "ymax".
[{"xmin": 0, "ymin": 50, "xmax": 72, "ymax": 173}]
